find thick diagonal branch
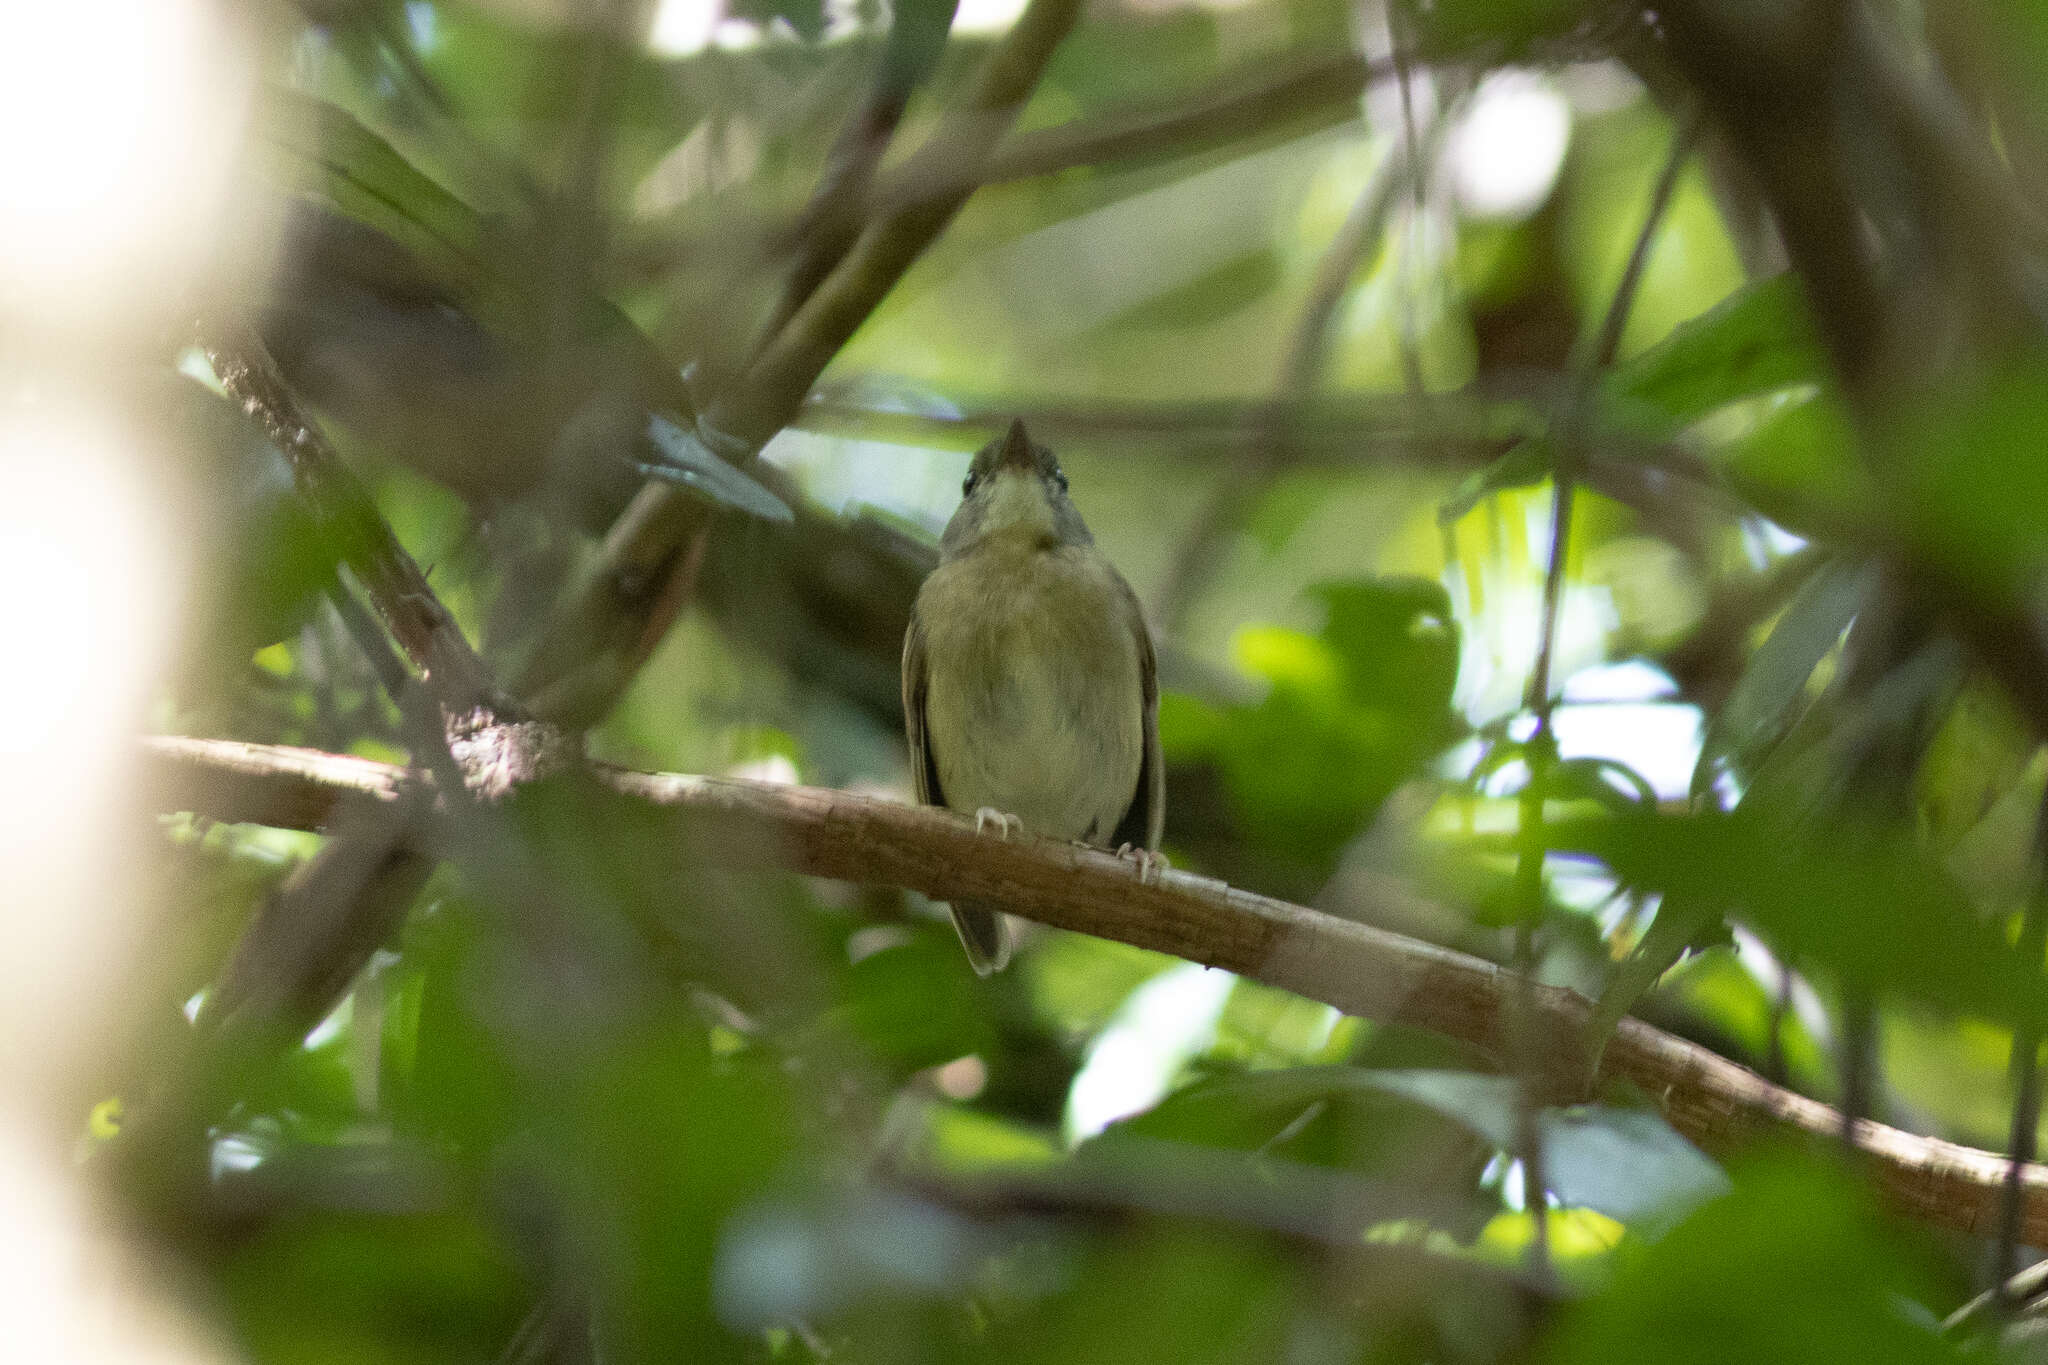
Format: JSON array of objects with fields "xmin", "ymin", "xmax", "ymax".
[
  {"xmin": 203, "ymin": 328, "xmax": 501, "ymax": 715},
  {"xmin": 144, "ymin": 733, "xmax": 2048, "ymax": 1246},
  {"xmin": 518, "ymin": 0, "xmax": 1083, "ymax": 714}
]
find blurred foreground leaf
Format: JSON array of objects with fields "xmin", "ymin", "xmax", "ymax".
[
  {"xmin": 1364, "ymin": 1071, "xmax": 1728, "ymax": 1225},
  {"xmin": 1557, "ymin": 806, "xmax": 2048, "ymax": 1031},
  {"xmin": 1602, "ymin": 273, "xmax": 1825, "ymax": 429},
  {"xmin": 1543, "ymin": 1155, "xmax": 1958, "ymax": 1365}
]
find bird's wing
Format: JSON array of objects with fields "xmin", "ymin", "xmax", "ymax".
[
  {"xmin": 1110, "ymin": 575, "xmax": 1165, "ymax": 853},
  {"xmin": 901, "ymin": 607, "xmax": 946, "ymax": 808},
  {"xmin": 903, "ymin": 603, "xmax": 1011, "ymax": 975}
]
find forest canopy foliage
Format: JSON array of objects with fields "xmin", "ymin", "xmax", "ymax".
[{"xmin": 18, "ymin": 0, "xmax": 2048, "ymax": 1361}]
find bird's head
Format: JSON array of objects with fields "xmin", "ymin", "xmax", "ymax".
[{"xmin": 940, "ymin": 419, "xmax": 1092, "ymax": 558}]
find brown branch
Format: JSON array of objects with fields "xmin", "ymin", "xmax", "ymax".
[
  {"xmin": 143, "ymin": 733, "xmax": 2048, "ymax": 1245},
  {"xmin": 515, "ymin": 0, "xmax": 1083, "ymax": 715},
  {"xmin": 871, "ymin": 51, "xmax": 1396, "ymax": 218},
  {"xmin": 203, "ymin": 327, "xmax": 502, "ymax": 716},
  {"xmin": 752, "ymin": 0, "xmax": 958, "ymax": 356},
  {"xmin": 711, "ymin": 0, "xmax": 1083, "ymax": 448},
  {"xmin": 198, "ymin": 332, "xmax": 522, "ymax": 1044},
  {"xmin": 621, "ymin": 48, "xmax": 1405, "ymax": 295}
]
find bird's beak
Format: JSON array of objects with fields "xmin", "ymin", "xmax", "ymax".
[{"xmin": 995, "ymin": 418, "xmax": 1035, "ymax": 473}]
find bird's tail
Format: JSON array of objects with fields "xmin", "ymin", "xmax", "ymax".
[{"xmin": 948, "ymin": 901, "xmax": 1012, "ymax": 976}]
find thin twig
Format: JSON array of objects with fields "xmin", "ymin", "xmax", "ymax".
[
  {"xmin": 753, "ymin": 0, "xmax": 957, "ymax": 354},
  {"xmin": 1387, "ymin": 9, "xmax": 1431, "ymax": 402},
  {"xmin": 1578, "ymin": 112, "xmax": 1706, "ymax": 381},
  {"xmin": 708, "ymin": 0, "xmax": 1085, "ymax": 449},
  {"xmin": 797, "ymin": 385, "xmax": 1534, "ymax": 458},
  {"xmin": 1509, "ymin": 109, "xmax": 1699, "ymax": 1280},
  {"xmin": 1153, "ymin": 97, "xmax": 1454, "ymax": 630},
  {"xmin": 873, "ymin": 51, "xmax": 1400, "ymax": 215},
  {"xmin": 1994, "ymin": 785, "xmax": 2048, "ymax": 1303},
  {"xmin": 618, "ymin": 49, "xmax": 1405, "ymax": 291},
  {"xmin": 1948, "ymin": 1255, "xmax": 2048, "ymax": 1336}
]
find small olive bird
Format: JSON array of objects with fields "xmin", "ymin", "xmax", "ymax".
[{"xmin": 902, "ymin": 420, "xmax": 1164, "ymax": 973}]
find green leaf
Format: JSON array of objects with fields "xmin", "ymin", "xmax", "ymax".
[
  {"xmin": 1917, "ymin": 680, "xmax": 2039, "ymax": 860},
  {"xmin": 1539, "ymin": 1105, "xmax": 1729, "ymax": 1225},
  {"xmin": 1719, "ymin": 392, "xmax": 1877, "ymax": 537},
  {"xmin": 1095, "ymin": 1065, "xmax": 1498, "ymax": 1236},
  {"xmin": 1357, "ymin": 1068, "xmax": 1522, "ymax": 1149},
  {"xmin": 1106, "ymin": 249, "xmax": 1286, "ymax": 332},
  {"xmin": 1001, "ymin": 1227, "xmax": 1299, "ymax": 1365},
  {"xmin": 1548, "ymin": 1154, "xmax": 1958, "ymax": 1365},
  {"xmin": 1738, "ymin": 639, "xmax": 1963, "ymax": 827},
  {"xmin": 641, "ymin": 415, "xmax": 796, "ymax": 523},
  {"xmin": 1602, "ymin": 273, "xmax": 1825, "ymax": 428},
  {"xmin": 1692, "ymin": 556, "xmax": 1871, "ymax": 797},
  {"xmin": 1554, "ymin": 805, "xmax": 2048, "ymax": 1032},
  {"xmin": 257, "ymin": 86, "xmax": 485, "ymax": 289},
  {"xmin": 1307, "ymin": 576, "xmax": 1460, "ymax": 716},
  {"xmin": 1438, "ymin": 437, "xmax": 1553, "ymax": 526},
  {"xmin": 224, "ymin": 1210, "xmax": 528, "ymax": 1364},
  {"xmin": 731, "ymin": 0, "xmax": 828, "ymax": 40},
  {"xmin": 832, "ymin": 935, "xmax": 995, "ymax": 1072},
  {"xmin": 1351, "ymin": 1071, "xmax": 1729, "ymax": 1223},
  {"xmin": 415, "ymin": 6, "xmax": 706, "ymax": 186},
  {"xmin": 158, "ymin": 374, "xmax": 334, "ymax": 661},
  {"xmin": 1894, "ymin": 355, "xmax": 2048, "ymax": 601},
  {"xmin": 1397, "ymin": 0, "xmax": 1594, "ymax": 58},
  {"xmin": 1584, "ymin": 888, "xmax": 1726, "ymax": 1072}
]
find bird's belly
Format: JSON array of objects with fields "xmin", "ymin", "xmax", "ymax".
[{"xmin": 926, "ymin": 649, "xmax": 1140, "ymax": 844}]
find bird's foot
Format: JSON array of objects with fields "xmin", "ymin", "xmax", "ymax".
[
  {"xmin": 1114, "ymin": 843, "xmax": 1170, "ymax": 885},
  {"xmin": 974, "ymin": 807, "xmax": 1025, "ymax": 840}
]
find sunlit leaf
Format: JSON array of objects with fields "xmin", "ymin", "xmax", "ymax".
[
  {"xmin": 1602, "ymin": 273, "xmax": 1825, "ymax": 428},
  {"xmin": 1555, "ymin": 805, "xmax": 2048, "ymax": 1031}
]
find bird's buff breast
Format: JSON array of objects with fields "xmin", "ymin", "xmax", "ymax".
[{"xmin": 918, "ymin": 543, "xmax": 1144, "ymax": 844}]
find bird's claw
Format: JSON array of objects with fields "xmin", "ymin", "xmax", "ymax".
[
  {"xmin": 974, "ymin": 807, "xmax": 1025, "ymax": 840},
  {"xmin": 1114, "ymin": 843, "xmax": 1170, "ymax": 885}
]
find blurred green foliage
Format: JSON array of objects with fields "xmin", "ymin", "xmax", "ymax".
[{"xmin": 104, "ymin": 0, "xmax": 2048, "ymax": 1360}]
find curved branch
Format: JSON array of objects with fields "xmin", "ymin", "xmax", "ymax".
[{"xmin": 142, "ymin": 733, "xmax": 2048, "ymax": 1244}]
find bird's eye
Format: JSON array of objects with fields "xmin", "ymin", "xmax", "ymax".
[
  {"xmin": 1053, "ymin": 469, "xmax": 1069, "ymax": 493},
  {"xmin": 961, "ymin": 473, "xmax": 977, "ymax": 497}
]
